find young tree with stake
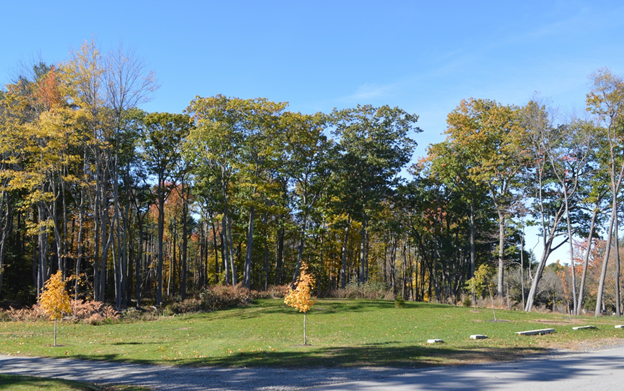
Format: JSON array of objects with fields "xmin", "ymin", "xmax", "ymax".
[
  {"xmin": 284, "ymin": 262, "xmax": 316, "ymax": 345},
  {"xmin": 39, "ymin": 271, "xmax": 71, "ymax": 347}
]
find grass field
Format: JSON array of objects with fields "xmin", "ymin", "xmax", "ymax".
[
  {"xmin": 1, "ymin": 299, "xmax": 623, "ymax": 368},
  {"xmin": 0, "ymin": 373, "xmax": 148, "ymax": 391}
]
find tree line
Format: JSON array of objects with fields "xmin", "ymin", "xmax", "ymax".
[{"xmin": 1, "ymin": 41, "xmax": 623, "ymax": 316}]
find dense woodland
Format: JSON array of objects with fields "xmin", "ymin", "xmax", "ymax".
[{"xmin": 1, "ymin": 41, "xmax": 623, "ymax": 316}]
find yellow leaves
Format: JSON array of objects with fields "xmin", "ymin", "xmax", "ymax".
[
  {"xmin": 465, "ymin": 264, "xmax": 493, "ymax": 297},
  {"xmin": 284, "ymin": 262, "xmax": 316, "ymax": 313},
  {"xmin": 39, "ymin": 271, "xmax": 71, "ymax": 321}
]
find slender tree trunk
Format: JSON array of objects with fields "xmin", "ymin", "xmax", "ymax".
[
  {"xmin": 181, "ymin": 192, "xmax": 189, "ymax": 300},
  {"xmin": 37, "ymin": 204, "xmax": 48, "ymax": 296},
  {"xmin": 0, "ymin": 191, "xmax": 11, "ymax": 295},
  {"xmin": 576, "ymin": 207, "xmax": 598, "ymax": 315},
  {"xmin": 520, "ymin": 224, "xmax": 525, "ymax": 311},
  {"xmin": 221, "ymin": 217, "xmax": 230, "ymax": 285},
  {"xmin": 264, "ymin": 227, "xmax": 269, "ymax": 291},
  {"xmin": 157, "ymin": 178, "xmax": 165, "ymax": 305},
  {"xmin": 340, "ymin": 217, "xmax": 351, "ymax": 289},
  {"xmin": 93, "ymin": 166, "xmax": 101, "ymax": 302},
  {"xmin": 227, "ymin": 215, "xmax": 236, "ymax": 285},
  {"xmin": 243, "ymin": 206, "xmax": 255, "ymax": 289},
  {"xmin": 615, "ymin": 216, "xmax": 621, "ymax": 317},
  {"xmin": 497, "ymin": 212, "xmax": 505, "ymax": 297},
  {"xmin": 136, "ymin": 213, "xmax": 144, "ymax": 308},
  {"xmin": 275, "ymin": 224, "xmax": 284, "ymax": 285},
  {"xmin": 470, "ymin": 202, "xmax": 476, "ymax": 303},
  {"xmin": 303, "ymin": 313, "xmax": 307, "ymax": 345},
  {"xmin": 169, "ymin": 222, "xmax": 177, "ymax": 297},
  {"xmin": 292, "ymin": 214, "xmax": 308, "ymax": 284},
  {"xmin": 562, "ymin": 187, "xmax": 578, "ymax": 312},
  {"xmin": 359, "ymin": 216, "xmax": 367, "ymax": 285},
  {"xmin": 525, "ymin": 236, "xmax": 557, "ymax": 311},
  {"xmin": 596, "ymin": 199, "xmax": 617, "ymax": 316},
  {"xmin": 210, "ymin": 217, "xmax": 219, "ymax": 286}
]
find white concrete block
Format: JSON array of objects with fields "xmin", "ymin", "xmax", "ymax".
[{"xmin": 515, "ymin": 328, "xmax": 555, "ymax": 336}]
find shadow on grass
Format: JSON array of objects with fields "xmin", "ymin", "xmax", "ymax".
[
  {"xmin": 0, "ymin": 373, "xmax": 94, "ymax": 390},
  {"xmin": 63, "ymin": 343, "xmax": 549, "ymax": 369},
  {"xmin": 210, "ymin": 299, "xmax": 442, "ymax": 321}
]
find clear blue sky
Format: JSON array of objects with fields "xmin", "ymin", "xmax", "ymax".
[
  {"xmin": 3, "ymin": 1, "xmax": 623, "ymax": 156},
  {"xmin": 2, "ymin": 0, "xmax": 623, "ymax": 260}
]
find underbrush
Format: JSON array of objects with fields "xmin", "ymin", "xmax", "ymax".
[
  {"xmin": 158, "ymin": 284, "xmax": 291, "ymax": 316},
  {"xmin": 0, "ymin": 284, "xmax": 292, "ymax": 322},
  {"xmin": 0, "ymin": 300, "xmax": 119, "ymax": 325},
  {"xmin": 326, "ymin": 280, "xmax": 395, "ymax": 300}
]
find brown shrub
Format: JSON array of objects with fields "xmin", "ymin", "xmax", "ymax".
[
  {"xmin": 2, "ymin": 305, "xmax": 45, "ymax": 321},
  {"xmin": 170, "ymin": 298, "xmax": 203, "ymax": 314},
  {"xmin": 328, "ymin": 281, "xmax": 394, "ymax": 300},
  {"xmin": 266, "ymin": 285, "xmax": 290, "ymax": 298},
  {"xmin": 200, "ymin": 284, "xmax": 254, "ymax": 311},
  {"xmin": 69, "ymin": 300, "xmax": 119, "ymax": 324}
]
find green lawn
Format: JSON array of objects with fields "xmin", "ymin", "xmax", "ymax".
[
  {"xmin": 1, "ymin": 299, "xmax": 623, "ymax": 367},
  {"xmin": 0, "ymin": 374, "xmax": 148, "ymax": 391}
]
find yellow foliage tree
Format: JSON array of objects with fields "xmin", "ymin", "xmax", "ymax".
[
  {"xmin": 284, "ymin": 262, "xmax": 316, "ymax": 345},
  {"xmin": 39, "ymin": 271, "xmax": 71, "ymax": 346}
]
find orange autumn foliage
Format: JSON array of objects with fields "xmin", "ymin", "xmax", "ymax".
[
  {"xmin": 284, "ymin": 263, "xmax": 316, "ymax": 313},
  {"xmin": 39, "ymin": 271, "xmax": 71, "ymax": 321}
]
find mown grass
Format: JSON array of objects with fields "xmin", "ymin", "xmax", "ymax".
[
  {"xmin": 0, "ymin": 373, "xmax": 149, "ymax": 390},
  {"xmin": 1, "ymin": 299, "xmax": 623, "ymax": 368}
]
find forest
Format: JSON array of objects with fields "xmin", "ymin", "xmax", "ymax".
[{"xmin": 1, "ymin": 40, "xmax": 623, "ymax": 317}]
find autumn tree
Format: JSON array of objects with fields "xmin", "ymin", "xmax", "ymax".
[
  {"xmin": 186, "ymin": 95, "xmax": 287, "ymax": 289},
  {"xmin": 331, "ymin": 105, "xmax": 419, "ymax": 286},
  {"xmin": 586, "ymin": 68, "xmax": 624, "ymax": 317},
  {"xmin": 444, "ymin": 98, "xmax": 524, "ymax": 297},
  {"xmin": 284, "ymin": 262, "xmax": 317, "ymax": 345},
  {"xmin": 39, "ymin": 271, "xmax": 71, "ymax": 346},
  {"xmin": 140, "ymin": 112, "xmax": 192, "ymax": 305},
  {"xmin": 281, "ymin": 112, "xmax": 332, "ymax": 283}
]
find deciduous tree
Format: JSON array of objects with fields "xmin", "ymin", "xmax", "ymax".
[{"xmin": 39, "ymin": 271, "xmax": 71, "ymax": 346}]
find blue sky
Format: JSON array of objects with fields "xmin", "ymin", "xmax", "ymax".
[
  {"xmin": 2, "ymin": 0, "xmax": 624, "ymax": 261},
  {"xmin": 3, "ymin": 1, "xmax": 623, "ymax": 155}
]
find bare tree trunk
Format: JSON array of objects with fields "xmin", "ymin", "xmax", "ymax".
[
  {"xmin": 596, "ymin": 200, "xmax": 617, "ymax": 316},
  {"xmin": 222, "ymin": 215, "xmax": 230, "ymax": 285},
  {"xmin": 576, "ymin": 207, "xmax": 598, "ymax": 315},
  {"xmin": 470, "ymin": 202, "xmax": 476, "ymax": 303},
  {"xmin": 210, "ymin": 217, "xmax": 218, "ymax": 286},
  {"xmin": 227, "ymin": 215, "xmax": 236, "ymax": 285},
  {"xmin": 497, "ymin": 212, "xmax": 505, "ymax": 297},
  {"xmin": 157, "ymin": 178, "xmax": 165, "ymax": 305},
  {"xmin": 292, "ymin": 214, "xmax": 308, "ymax": 284},
  {"xmin": 275, "ymin": 224, "xmax": 284, "ymax": 285},
  {"xmin": 75, "ymin": 186, "xmax": 85, "ymax": 302},
  {"xmin": 37, "ymin": 204, "xmax": 48, "ymax": 296},
  {"xmin": 525, "ymin": 237, "xmax": 557, "ymax": 311},
  {"xmin": 359, "ymin": 216, "xmax": 367, "ymax": 285},
  {"xmin": 340, "ymin": 217, "xmax": 351, "ymax": 289},
  {"xmin": 181, "ymin": 191, "xmax": 189, "ymax": 300},
  {"xmin": 615, "ymin": 216, "xmax": 621, "ymax": 317},
  {"xmin": 243, "ymin": 206, "xmax": 255, "ymax": 289},
  {"xmin": 0, "ymin": 191, "xmax": 11, "ymax": 295},
  {"xmin": 264, "ymin": 227, "xmax": 269, "ymax": 291},
  {"xmin": 561, "ymin": 183, "xmax": 578, "ymax": 312}
]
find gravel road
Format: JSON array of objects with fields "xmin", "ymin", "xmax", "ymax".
[{"xmin": 1, "ymin": 346, "xmax": 624, "ymax": 390}]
